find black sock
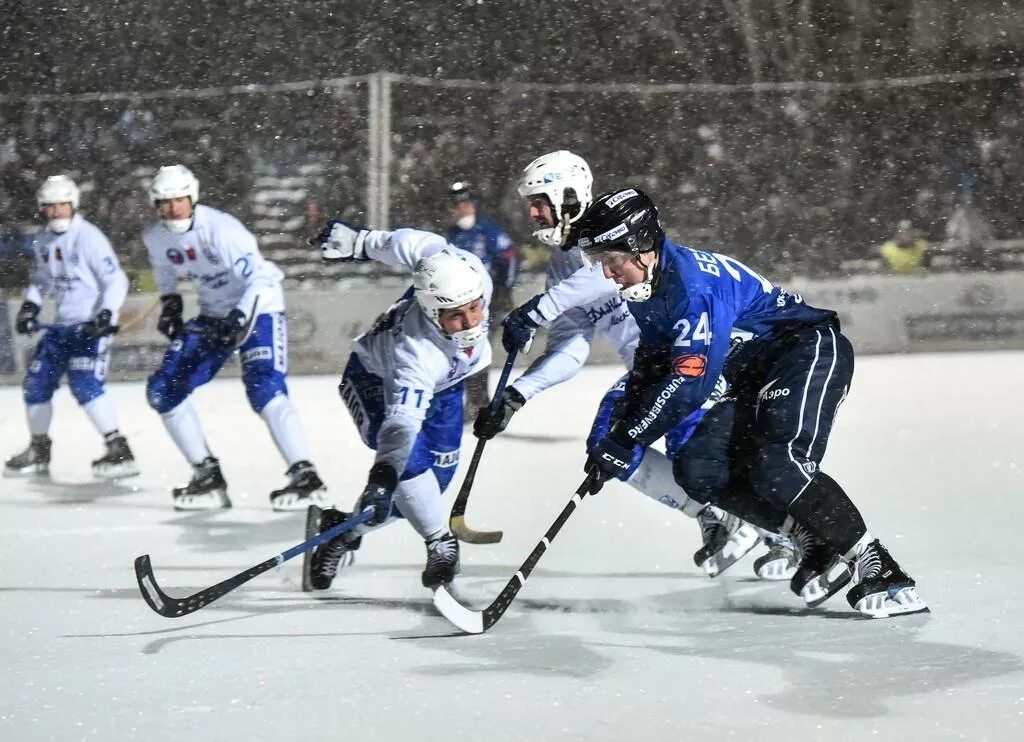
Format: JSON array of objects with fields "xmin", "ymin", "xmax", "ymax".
[{"xmin": 787, "ymin": 472, "xmax": 866, "ymax": 554}]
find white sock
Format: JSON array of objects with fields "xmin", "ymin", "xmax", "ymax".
[
  {"xmin": 259, "ymin": 394, "xmax": 313, "ymax": 466},
  {"xmin": 392, "ymin": 469, "xmax": 445, "ymax": 540},
  {"xmin": 26, "ymin": 402, "xmax": 53, "ymax": 436},
  {"xmin": 161, "ymin": 399, "xmax": 211, "ymax": 466},
  {"xmin": 627, "ymin": 448, "xmax": 704, "ymax": 517},
  {"xmin": 83, "ymin": 394, "xmax": 119, "ymax": 436}
]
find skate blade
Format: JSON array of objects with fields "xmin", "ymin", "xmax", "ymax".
[
  {"xmin": 301, "ymin": 505, "xmax": 322, "ymax": 592},
  {"xmin": 271, "ymin": 488, "xmax": 332, "ymax": 512},
  {"xmin": 854, "ymin": 586, "xmax": 930, "ymax": 619},
  {"xmin": 92, "ymin": 461, "xmax": 140, "ymax": 480},
  {"xmin": 701, "ymin": 525, "xmax": 760, "ymax": 577},
  {"xmin": 3, "ymin": 464, "xmax": 49, "ymax": 478},
  {"xmin": 802, "ymin": 562, "xmax": 853, "ymax": 607},
  {"xmin": 755, "ymin": 556, "xmax": 797, "ymax": 581},
  {"xmin": 173, "ymin": 490, "xmax": 232, "ymax": 511}
]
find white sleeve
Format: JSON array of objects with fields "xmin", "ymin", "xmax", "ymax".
[
  {"xmin": 361, "ymin": 228, "xmax": 449, "ymax": 271},
  {"xmin": 510, "ymin": 310, "xmax": 595, "ymax": 401},
  {"xmin": 86, "ymin": 229, "xmax": 129, "ymax": 322},
  {"xmin": 373, "ymin": 338, "xmax": 443, "ymax": 473},
  {"xmin": 24, "ymin": 243, "xmax": 51, "ymax": 307},
  {"xmin": 144, "ymin": 229, "xmax": 180, "ymax": 297},
  {"xmin": 529, "ymin": 264, "xmax": 620, "ymax": 327}
]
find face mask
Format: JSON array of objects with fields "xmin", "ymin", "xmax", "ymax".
[
  {"xmin": 46, "ymin": 218, "xmax": 72, "ymax": 234},
  {"xmin": 455, "ymin": 214, "xmax": 476, "ymax": 231},
  {"xmin": 162, "ymin": 218, "xmax": 193, "ymax": 235},
  {"xmin": 449, "ymin": 322, "xmax": 488, "ymax": 350}
]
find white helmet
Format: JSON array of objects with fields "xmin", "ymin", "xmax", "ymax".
[
  {"xmin": 413, "ymin": 248, "xmax": 487, "ymax": 349},
  {"xmin": 517, "ymin": 150, "xmax": 593, "ymax": 247},
  {"xmin": 149, "ymin": 165, "xmax": 199, "ymax": 234},
  {"xmin": 36, "ymin": 175, "xmax": 80, "ymax": 234}
]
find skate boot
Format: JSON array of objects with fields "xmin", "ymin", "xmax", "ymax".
[
  {"xmin": 753, "ymin": 531, "xmax": 798, "ymax": 581},
  {"xmin": 846, "ymin": 539, "xmax": 929, "ymax": 618},
  {"xmin": 422, "ymin": 532, "xmax": 460, "ymax": 589},
  {"xmin": 172, "ymin": 456, "xmax": 231, "ymax": 510},
  {"xmin": 4, "ymin": 435, "xmax": 51, "ymax": 477},
  {"xmin": 303, "ymin": 505, "xmax": 361, "ymax": 591},
  {"xmin": 91, "ymin": 434, "xmax": 140, "ymax": 479},
  {"xmin": 788, "ymin": 522, "xmax": 852, "ymax": 607},
  {"xmin": 269, "ymin": 461, "xmax": 329, "ymax": 511},
  {"xmin": 692, "ymin": 505, "xmax": 760, "ymax": 577}
]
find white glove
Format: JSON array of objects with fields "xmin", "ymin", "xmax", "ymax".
[{"xmin": 313, "ymin": 219, "xmax": 369, "ymax": 263}]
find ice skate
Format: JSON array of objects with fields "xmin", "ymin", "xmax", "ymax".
[
  {"xmin": 4, "ymin": 435, "xmax": 51, "ymax": 478},
  {"xmin": 269, "ymin": 460, "xmax": 329, "ymax": 511},
  {"xmin": 692, "ymin": 505, "xmax": 760, "ymax": 577},
  {"xmin": 846, "ymin": 539, "xmax": 929, "ymax": 618},
  {"xmin": 753, "ymin": 532, "xmax": 798, "ymax": 581},
  {"xmin": 303, "ymin": 505, "xmax": 360, "ymax": 591},
  {"xmin": 788, "ymin": 523, "xmax": 852, "ymax": 607},
  {"xmin": 422, "ymin": 532, "xmax": 460, "ymax": 589},
  {"xmin": 172, "ymin": 456, "xmax": 231, "ymax": 510},
  {"xmin": 91, "ymin": 435, "xmax": 140, "ymax": 479}
]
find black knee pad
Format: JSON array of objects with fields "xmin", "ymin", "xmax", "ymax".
[{"xmin": 786, "ymin": 472, "xmax": 866, "ymax": 555}]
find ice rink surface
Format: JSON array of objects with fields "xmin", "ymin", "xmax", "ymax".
[{"xmin": 2, "ymin": 352, "xmax": 1023, "ymax": 741}]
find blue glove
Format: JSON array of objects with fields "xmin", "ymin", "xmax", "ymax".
[
  {"xmin": 80, "ymin": 309, "xmax": 118, "ymax": 338},
  {"xmin": 585, "ymin": 428, "xmax": 636, "ymax": 494},
  {"xmin": 15, "ymin": 301, "xmax": 40, "ymax": 335},
  {"xmin": 310, "ymin": 218, "xmax": 369, "ymax": 263},
  {"xmin": 357, "ymin": 463, "xmax": 398, "ymax": 525},
  {"xmin": 202, "ymin": 309, "xmax": 247, "ymax": 348},
  {"xmin": 501, "ymin": 295, "xmax": 544, "ymax": 354}
]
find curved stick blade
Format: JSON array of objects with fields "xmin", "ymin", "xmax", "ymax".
[{"xmin": 450, "ymin": 515, "xmax": 503, "ymax": 544}]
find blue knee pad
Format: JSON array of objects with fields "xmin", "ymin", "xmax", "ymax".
[
  {"xmin": 240, "ymin": 313, "xmax": 289, "ymax": 413},
  {"xmin": 23, "ymin": 328, "xmax": 72, "ymax": 405},
  {"xmin": 146, "ymin": 369, "xmax": 189, "ymax": 413},
  {"xmin": 68, "ymin": 366, "xmax": 105, "ymax": 404}
]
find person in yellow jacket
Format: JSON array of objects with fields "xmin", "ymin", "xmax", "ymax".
[{"xmin": 879, "ymin": 220, "xmax": 929, "ymax": 273}]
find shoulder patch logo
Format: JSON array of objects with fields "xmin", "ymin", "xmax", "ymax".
[{"xmin": 672, "ymin": 353, "xmax": 707, "ymax": 378}]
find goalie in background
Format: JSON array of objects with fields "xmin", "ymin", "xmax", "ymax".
[
  {"xmin": 5, "ymin": 175, "xmax": 139, "ymax": 480},
  {"xmin": 142, "ymin": 164, "xmax": 328, "ymax": 512},
  {"xmin": 305, "ymin": 219, "xmax": 493, "ymax": 592}
]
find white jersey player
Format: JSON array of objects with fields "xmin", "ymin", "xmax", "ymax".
[
  {"xmin": 302, "ymin": 221, "xmax": 491, "ymax": 592},
  {"xmin": 142, "ymin": 164, "xmax": 327, "ymax": 511},
  {"xmin": 4, "ymin": 175, "xmax": 138, "ymax": 479},
  {"xmin": 474, "ymin": 151, "xmax": 792, "ymax": 579}
]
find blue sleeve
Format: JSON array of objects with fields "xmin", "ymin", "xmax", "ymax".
[{"xmin": 620, "ymin": 292, "xmax": 736, "ymax": 447}]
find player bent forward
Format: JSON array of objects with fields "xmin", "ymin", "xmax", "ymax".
[
  {"xmin": 5, "ymin": 175, "xmax": 138, "ymax": 479},
  {"xmin": 143, "ymin": 165, "xmax": 328, "ymax": 511},
  {"xmin": 578, "ymin": 187, "xmax": 928, "ymax": 619},
  {"xmin": 303, "ymin": 222, "xmax": 492, "ymax": 591}
]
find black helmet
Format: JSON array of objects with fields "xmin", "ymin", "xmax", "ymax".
[
  {"xmin": 448, "ymin": 180, "xmax": 474, "ymax": 204},
  {"xmin": 575, "ymin": 187, "xmax": 665, "ymax": 258}
]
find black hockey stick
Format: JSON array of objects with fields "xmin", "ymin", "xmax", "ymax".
[
  {"xmin": 134, "ymin": 508, "xmax": 375, "ymax": 618},
  {"xmin": 435, "ymin": 469, "xmax": 600, "ymax": 633},
  {"xmin": 449, "ymin": 348, "xmax": 519, "ymax": 545}
]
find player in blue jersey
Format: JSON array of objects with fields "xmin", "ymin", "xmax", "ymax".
[
  {"xmin": 446, "ymin": 181, "xmax": 518, "ymax": 417},
  {"xmin": 573, "ymin": 188, "xmax": 928, "ymax": 619}
]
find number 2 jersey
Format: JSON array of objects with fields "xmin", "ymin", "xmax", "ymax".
[
  {"xmin": 25, "ymin": 213, "xmax": 129, "ymax": 325},
  {"xmin": 143, "ymin": 204, "xmax": 285, "ymax": 319},
  {"xmin": 621, "ymin": 238, "xmax": 838, "ymax": 446},
  {"xmin": 351, "ymin": 228, "xmax": 494, "ymax": 473}
]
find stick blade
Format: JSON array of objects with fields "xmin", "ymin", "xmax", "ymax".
[
  {"xmin": 450, "ymin": 515, "xmax": 503, "ymax": 545},
  {"xmin": 433, "ymin": 584, "xmax": 485, "ymax": 634},
  {"xmin": 134, "ymin": 554, "xmax": 175, "ymax": 617}
]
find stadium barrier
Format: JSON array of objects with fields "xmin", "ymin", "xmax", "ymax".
[{"xmin": 3, "ymin": 270, "xmax": 1024, "ymax": 385}]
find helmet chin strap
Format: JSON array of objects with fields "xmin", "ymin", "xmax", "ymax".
[
  {"xmin": 618, "ymin": 254, "xmax": 657, "ymax": 302},
  {"xmin": 162, "ymin": 217, "xmax": 194, "ymax": 234},
  {"xmin": 447, "ymin": 321, "xmax": 488, "ymax": 350}
]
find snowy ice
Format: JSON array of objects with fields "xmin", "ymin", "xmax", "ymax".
[{"xmin": 2, "ymin": 354, "xmax": 1023, "ymax": 741}]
